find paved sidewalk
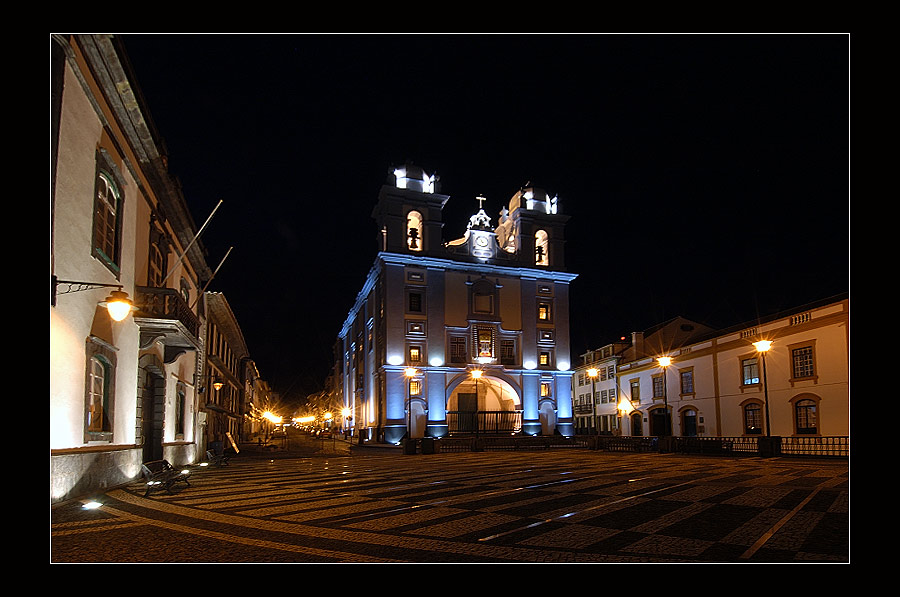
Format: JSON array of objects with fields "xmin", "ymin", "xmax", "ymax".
[{"xmin": 50, "ymin": 451, "xmax": 848, "ymax": 564}]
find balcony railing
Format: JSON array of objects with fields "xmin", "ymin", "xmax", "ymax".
[{"xmin": 134, "ymin": 286, "xmax": 200, "ymax": 343}]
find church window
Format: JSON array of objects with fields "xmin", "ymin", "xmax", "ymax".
[
  {"xmin": 538, "ymin": 301, "xmax": 552, "ymax": 321},
  {"xmin": 407, "ymin": 211, "xmax": 423, "ymax": 251},
  {"xmin": 408, "ymin": 291, "xmax": 424, "ymax": 313},
  {"xmin": 408, "ymin": 345, "xmax": 422, "ymax": 363},
  {"xmin": 539, "ymin": 350, "xmax": 552, "ymax": 367},
  {"xmin": 535, "ymin": 230, "xmax": 549, "ymax": 266},
  {"xmin": 450, "ymin": 336, "xmax": 467, "ymax": 363},
  {"xmin": 500, "ymin": 339, "xmax": 516, "ymax": 365}
]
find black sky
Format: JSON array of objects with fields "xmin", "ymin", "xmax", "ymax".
[{"xmin": 119, "ymin": 33, "xmax": 849, "ymax": 405}]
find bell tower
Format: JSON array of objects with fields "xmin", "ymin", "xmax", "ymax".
[
  {"xmin": 504, "ymin": 185, "xmax": 570, "ymax": 270},
  {"xmin": 372, "ymin": 162, "xmax": 449, "ymax": 257}
]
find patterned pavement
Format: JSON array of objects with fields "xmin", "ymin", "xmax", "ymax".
[{"xmin": 50, "ymin": 450, "xmax": 849, "ymax": 563}]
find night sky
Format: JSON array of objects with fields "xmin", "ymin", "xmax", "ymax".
[{"xmin": 119, "ymin": 34, "xmax": 849, "ymax": 406}]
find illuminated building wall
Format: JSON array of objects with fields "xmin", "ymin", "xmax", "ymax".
[
  {"xmin": 51, "ymin": 36, "xmax": 214, "ymax": 503},
  {"xmin": 607, "ymin": 297, "xmax": 849, "ymax": 439},
  {"xmin": 336, "ymin": 164, "xmax": 577, "ymax": 444}
]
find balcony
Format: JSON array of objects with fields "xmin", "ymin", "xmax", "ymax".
[{"xmin": 133, "ymin": 286, "xmax": 201, "ymax": 361}]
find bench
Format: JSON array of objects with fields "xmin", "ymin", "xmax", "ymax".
[
  {"xmin": 205, "ymin": 449, "xmax": 230, "ymax": 467},
  {"xmin": 141, "ymin": 460, "xmax": 192, "ymax": 497}
]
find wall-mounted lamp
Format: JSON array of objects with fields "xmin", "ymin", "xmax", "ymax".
[
  {"xmin": 212, "ymin": 378, "xmax": 225, "ymax": 391},
  {"xmin": 51, "ymin": 275, "xmax": 136, "ymax": 322}
]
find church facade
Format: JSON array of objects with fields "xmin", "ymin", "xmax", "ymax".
[{"xmin": 335, "ymin": 165, "xmax": 577, "ymax": 444}]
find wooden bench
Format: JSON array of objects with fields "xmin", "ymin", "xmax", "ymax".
[
  {"xmin": 141, "ymin": 460, "xmax": 192, "ymax": 497},
  {"xmin": 205, "ymin": 449, "xmax": 229, "ymax": 467}
]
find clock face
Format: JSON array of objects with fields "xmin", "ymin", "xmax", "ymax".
[{"xmin": 475, "ymin": 235, "xmax": 489, "ymax": 247}]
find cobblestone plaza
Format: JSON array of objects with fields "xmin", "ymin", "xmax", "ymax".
[{"xmin": 51, "ymin": 450, "xmax": 848, "ymax": 563}]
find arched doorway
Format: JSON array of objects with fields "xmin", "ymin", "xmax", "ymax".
[
  {"xmin": 446, "ymin": 373, "xmax": 521, "ymax": 435},
  {"xmin": 630, "ymin": 412, "xmax": 643, "ymax": 436},
  {"xmin": 650, "ymin": 407, "xmax": 670, "ymax": 436}
]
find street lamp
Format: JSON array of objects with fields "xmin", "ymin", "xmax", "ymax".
[
  {"xmin": 52, "ymin": 276, "xmax": 136, "ymax": 322},
  {"xmin": 405, "ymin": 367, "xmax": 418, "ymax": 444},
  {"xmin": 586, "ymin": 367, "xmax": 599, "ymax": 435},
  {"xmin": 753, "ymin": 340, "xmax": 773, "ymax": 436},
  {"xmin": 341, "ymin": 407, "xmax": 351, "ymax": 438},
  {"xmin": 470, "ymin": 369, "xmax": 483, "ymax": 437},
  {"xmin": 657, "ymin": 357, "xmax": 672, "ymax": 437}
]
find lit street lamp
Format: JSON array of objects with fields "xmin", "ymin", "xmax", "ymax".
[
  {"xmin": 587, "ymin": 367, "xmax": 599, "ymax": 435},
  {"xmin": 753, "ymin": 340, "xmax": 773, "ymax": 436},
  {"xmin": 470, "ymin": 369, "xmax": 483, "ymax": 438},
  {"xmin": 405, "ymin": 367, "xmax": 418, "ymax": 451},
  {"xmin": 657, "ymin": 356, "xmax": 672, "ymax": 437}
]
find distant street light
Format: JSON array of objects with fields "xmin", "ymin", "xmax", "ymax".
[{"xmin": 587, "ymin": 367, "xmax": 599, "ymax": 434}]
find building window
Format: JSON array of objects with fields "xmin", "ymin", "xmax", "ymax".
[
  {"xmin": 84, "ymin": 337, "xmax": 117, "ymax": 442},
  {"xmin": 791, "ymin": 345, "xmax": 816, "ymax": 380},
  {"xmin": 630, "ymin": 379, "xmax": 640, "ymax": 401},
  {"xmin": 540, "ymin": 382, "xmax": 552, "ymax": 397},
  {"xmin": 680, "ymin": 369, "xmax": 694, "ymax": 395},
  {"xmin": 93, "ymin": 169, "xmax": 122, "ymax": 273},
  {"xmin": 794, "ymin": 398, "xmax": 818, "ymax": 434},
  {"xmin": 743, "ymin": 402, "xmax": 763, "ymax": 435},
  {"xmin": 539, "ymin": 329, "xmax": 554, "ymax": 342},
  {"xmin": 148, "ymin": 240, "xmax": 166, "ymax": 287},
  {"xmin": 87, "ymin": 356, "xmax": 110, "ymax": 434},
  {"xmin": 408, "ymin": 291, "xmax": 424, "ymax": 313},
  {"xmin": 407, "ymin": 321, "xmax": 426, "ymax": 335},
  {"xmin": 537, "ymin": 302, "xmax": 552, "ymax": 321},
  {"xmin": 408, "ymin": 345, "xmax": 422, "ymax": 364},
  {"xmin": 175, "ymin": 383, "xmax": 186, "ymax": 438},
  {"xmin": 500, "ymin": 339, "xmax": 516, "ymax": 365},
  {"xmin": 539, "ymin": 351, "xmax": 552, "ymax": 367},
  {"xmin": 450, "ymin": 336, "xmax": 467, "ymax": 364},
  {"xmin": 409, "ymin": 379, "xmax": 421, "ymax": 396},
  {"xmin": 652, "ymin": 374, "xmax": 665, "ymax": 398},
  {"xmin": 742, "ymin": 357, "xmax": 760, "ymax": 386}
]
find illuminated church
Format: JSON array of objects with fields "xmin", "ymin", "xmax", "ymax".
[{"xmin": 335, "ymin": 164, "xmax": 577, "ymax": 444}]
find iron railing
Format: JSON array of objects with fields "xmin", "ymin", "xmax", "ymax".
[
  {"xmin": 446, "ymin": 411, "xmax": 522, "ymax": 435},
  {"xmin": 408, "ymin": 433, "xmax": 849, "ymax": 458},
  {"xmin": 134, "ymin": 286, "xmax": 200, "ymax": 340}
]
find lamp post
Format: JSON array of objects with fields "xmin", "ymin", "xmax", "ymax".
[
  {"xmin": 753, "ymin": 340, "xmax": 773, "ymax": 436},
  {"xmin": 587, "ymin": 367, "xmax": 599, "ymax": 435},
  {"xmin": 657, "ymin": 357, "xmax": 672, "ymax": 437},
  {"xmin": 404, "ymin": 367, "xmax": 418, "ymax": 451},
  {"xmin": 341, "ymin": 407, "xmax": 351, "ymax": 439},
  {"xmin": 470, "ymin": 369, "xmax": 483, "ymax": 438}
]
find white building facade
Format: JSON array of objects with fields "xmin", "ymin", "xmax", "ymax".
[
  {"xmin": 336, "ymin": 165, "xmax": 578, "ymax": 444},
  {"xmin": 51, "ymin": 35, "xmax": 213, "ymax": 502},
  {"xmin": 614, "ymin": 297, "xmax": 849, "ymax": 440}
]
